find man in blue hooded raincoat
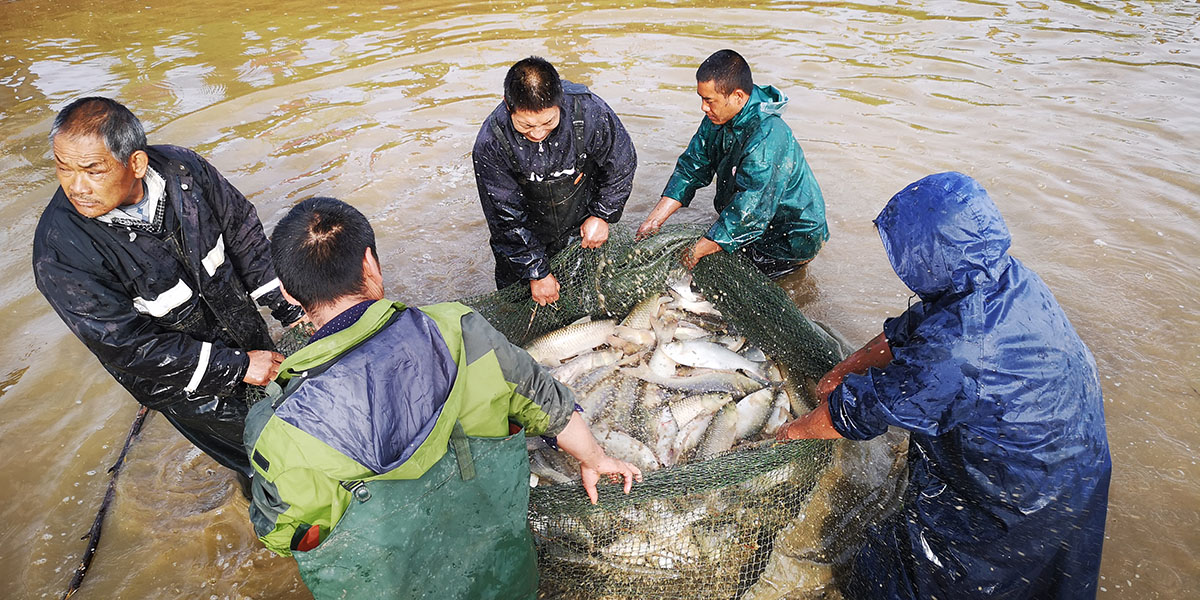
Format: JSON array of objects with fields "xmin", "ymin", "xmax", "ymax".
[
  {"xmin": 637, "ymin": 49, "xmax": 828, "ymax": 278},
  {"xmin": 777, "ymin": 172, "xmax": 1111, "ymax": 599}
]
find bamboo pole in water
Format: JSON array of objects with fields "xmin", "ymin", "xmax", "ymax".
[{"xmin": 62, "ymin": 405, "xmax": 151, "ymax": 600}]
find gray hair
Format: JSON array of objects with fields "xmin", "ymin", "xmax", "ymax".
[{"xmin": 50, "ymin": 97, "xmax": 147, "ymax": 164}]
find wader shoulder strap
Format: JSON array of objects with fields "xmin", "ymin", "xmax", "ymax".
[
  {"xmin": 571, "ymin": 95, "xmax": 587, "ymax": 169},
  {"xmin": 339, "ymin": 421, "xmax": 477, "ymax": 504},
  {"xmin": 450, "ymin": 421, "xmax": 476, "ymax": 481},
  {"xmin": 489, "ymin": 121, "xmax": 522, "ymax": 174}
]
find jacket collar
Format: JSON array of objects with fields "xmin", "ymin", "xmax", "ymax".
[
  {"xmin": 277, "ymin": 299, "xmax": 407, "ymax": 381},
  {"xmin": 725, "ymin": 85, "xmax": 788, "ymax": 131}
]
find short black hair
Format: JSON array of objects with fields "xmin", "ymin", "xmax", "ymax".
[
  {"xmin": 50, "ymin": 97, "xmax": 148, "ymax": 164},
  {"xmin": 696, "ymin": 50, "xmax": 754, "ymax": 97},
  {"xmin": 504, "ymin": 56, "xmax": 563, "ymax": 113},
  {"xmin": 270, "ymin": 197, "xmax": 378, "ymax": 311}
]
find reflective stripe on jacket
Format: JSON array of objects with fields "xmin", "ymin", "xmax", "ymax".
[{"xmin": 32, "ymin": 144, "xmax": 300, "ymax": 410}]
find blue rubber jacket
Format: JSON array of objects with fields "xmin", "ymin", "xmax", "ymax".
[{"xmin": 829, "ymin": 173, "xmax": 1111, "ymax": 599}]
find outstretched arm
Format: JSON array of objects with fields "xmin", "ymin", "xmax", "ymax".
[
  {"xmin": 776, "ymin": 332, "xmax": 892, "ymax": 441},
  {"xmin": 555, "ymin": 412, "xmax": 643, "ymax": 504},
  {"xmin": 636, "ymin": 196, "xmax": 684, "ymax": 238}
]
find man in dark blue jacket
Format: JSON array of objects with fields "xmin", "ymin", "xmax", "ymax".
[
  {"xmin": 473, "ymin": 56, "xmax": 637, "ymax": 305},
  {"xmin": 777, "ymin": 173, "xmax": 1111, "ymax": 599},
  {"xmin": 33, "ymin": 97, "xmax": 304, "ymax": 479}
]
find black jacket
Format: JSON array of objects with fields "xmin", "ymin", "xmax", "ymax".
[
  {"xmin": 472, "ymin": 82, "xmax": 637, "ymax": 282},
  {"xmin": 33, "ymin": 145, "xmax": 301, "ymax": 414}
]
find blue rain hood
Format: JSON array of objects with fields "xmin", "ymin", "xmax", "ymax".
[
  {"xmin": 830, "ymin": 173, "xmax": 1111, "ymax": 599},
  {"xmin": 874, "ymin": 173, "xmax": 1011, "ymax": 301}
]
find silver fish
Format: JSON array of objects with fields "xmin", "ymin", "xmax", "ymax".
[
  {"xmin": 661, "ymin": 340, "xmax": 765, "ymax": 376},
  {"xmin": 550, "ymin": 349, "xmax": 622, "ymax": 385},
  {"xmin": 761, "ymin": 389, "xmax": 792, "ymax": 436},
  {"xmin": 609, "ymin": 325, "xmax": 655, "ymax": 350},
  {"xmin": 671, "ymin": 322, "xmax": 711, "ymax": 340},
  {"xmin": 672, "ymin": 412, "xmax": 716, "ymax": 459},
  {"xmin": 695, "ymin": 403, "xmax": 738, "ymax": 461},
  {"xmin": 734, "ymin": 388, "xmax": 774, "ymax": 440},
  {"xmin": 668, "ymin": 392, "xmax": 732, "ymax": 427},
  {"xmin": 593, "ymin": 427, "xmax": 661, "ymax": 472},
  {"xmin": 620, "ymin": 294, "xmax": 668, "ymax": 330},
  {"xmin": 628, "ymin": 366, "xmax": 763, "ymax": 397},
  {"xmin": 524, "ymin": 319, "xmax": 617, "ymax": 365},
  {"xmin": 643, "ymin": 405, "xmax": 680, "ymax": 467}
]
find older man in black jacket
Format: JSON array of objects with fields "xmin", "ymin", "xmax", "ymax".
[
  {"xmin": 33, "ymin": 97, "xmax": 303, "ymax": 480},
  {"xmin": 473, "ymin": 57, "xmax": 637, "ymax": 305}
]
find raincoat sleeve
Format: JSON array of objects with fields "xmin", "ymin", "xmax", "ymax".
[
  {"xmin": 827, "ymin": 307, "xmax": 975, "ymax": 440},
  {"xmin": 661, "ymin": 121, "xmax": 718, "ymax": 207},
  {"xmin": 32, "ymin": 246, "xmax": 249, "ymax": 403},
  {"xmin": 460, "ymin": 311, "xmax": 577, "ymax": 436},
  {"xmin": 191, "ymin": 151, "xmax": 303, "ymax": 325},
  {"xmin": 583, "ymin": 95, "xmax": 637, "ymax": 223},
  {"xmin": 472, "ymin": 123, "xmax": 552, "ymax": 282},
  {"xmin": 705, "ymin": 121, "xmax": 786, "ymax": 252}
]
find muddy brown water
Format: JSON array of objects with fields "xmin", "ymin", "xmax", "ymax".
[{"xmin": 1, "ymin": 1, "xmax": 1196, "ymax": 598}]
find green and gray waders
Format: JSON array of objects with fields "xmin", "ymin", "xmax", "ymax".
[{"xmin": 294, "ymin": 428, "xmax": 538, "ymax": 600}]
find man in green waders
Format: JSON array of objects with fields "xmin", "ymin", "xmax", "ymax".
[{"xmin": 244, "ymin": 197, "xmax": 641, "ymax": 599}]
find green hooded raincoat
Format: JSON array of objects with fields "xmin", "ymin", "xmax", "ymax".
[{"xmin": 663, "ymin": 85, "xmax": 828, "ymax": 263}]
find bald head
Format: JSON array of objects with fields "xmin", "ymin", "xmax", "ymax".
[{"xmin": 504, "ymin": 56, "xmax": 563, "ymax": 113}]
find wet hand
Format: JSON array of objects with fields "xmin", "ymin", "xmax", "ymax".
[
  {"xmin": 579, "ymin": 455, "xmax": 643, "ymax": 505},
  {"xmin": 815, "ymin": 373, "xmax": 840, "ymax": 402},
  {"xmin": 580, "ymin": 216, "xmax": 610, "ymax": 249},
  {"xmin": 775, "ymin": 419, "xmax": 801, "ymax": 441},
  {"xmin": 243, "ymin": 350, "xmax": 285, "ymax": 386},
  {"xmin": 681, "ymin": 237, "xmax": 722, "ymax": 269},
  {"xmin": 635, "ymin": 218, "xmax": 661, "ymax": 241},
  {"xmin": 530, "ymin": 274, "xmax": 560, "ymax": 306}
]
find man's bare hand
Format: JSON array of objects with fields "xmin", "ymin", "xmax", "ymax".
[
  {"xmin": 580, "ymin": 216, "xmax": 610, "ymax": 249},
  {"xmin": 636, "ymin": 196, "xmax": 684, "ymax": 241},
  {"xmin": 635, "ymin": 218, "xmax": 661, "ymax": 241},
  {"xmin": 243, "ymin": 350, "xmax": 285, "ymax": 386},
  {"xmin": 681, "ymin": 237, "xmax": 723, "ymax": 269},
  {"xmin": 579, "ymin": 455, "xmax": 643, "ymax": 505},
  {"xmin": 530, "ymin": 274, "xmax": 560, "ymax": 306}
]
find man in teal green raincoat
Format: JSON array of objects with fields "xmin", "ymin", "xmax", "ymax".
[
  {"xmin": 638, "ymin": 49, "xmax": 828, "ymax": 278},
  {"xmin": 244, "ymin": 197, "xmax": 640, "ymax": 600}
]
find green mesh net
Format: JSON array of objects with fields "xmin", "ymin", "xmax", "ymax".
[{"xmin": 459, "ymin": 225, "xmax": 887, "ymax": 599}]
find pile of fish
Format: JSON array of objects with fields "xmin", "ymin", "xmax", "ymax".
[{"xmin": 524, "ymin": 275, "xmax": 815, "ymax": 486}]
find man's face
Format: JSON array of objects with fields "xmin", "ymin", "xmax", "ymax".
[
  {"xmin": 510, "ymin": 106, "xmax": 561, "ymax": 143},
  {"xmin": 52, "ymin": 134, "xmax": 145, "ymax": 218},
  {"xmin": 697, "ymin": 80, "xmax": 748, "ymax": 126}
]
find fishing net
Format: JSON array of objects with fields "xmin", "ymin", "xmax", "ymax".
[{"xmin": 459, "ymin": 224, "xmax": 905, "ymax": 599}]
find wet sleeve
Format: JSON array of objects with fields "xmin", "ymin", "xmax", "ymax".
[
  {"xmin": 32, "ymin": 246, "xmax": 249, "ymax": 405},
  {"xmin": 194, "ymin": 151, "xmax": 303, "ymax": 325},
  {"xmin": 584, "ymin": 95, "xmax": 637, "ymax": 223},
  {"xmin": 661, "ymin": 121, "xmax": 717, "ymax": 207},
  {"xmin": 472, "ymin": 126, "xmax": 552, "ymax": 282},
  {"xmin": 705, "ymin": 123, "xmax": 786, "ymax": 252},
  {"xmin": 828, "ymin": 318, "xmax": 974, "ymax": 440},
  {"xmin": 460, "ymin": 311, "xmax": 576, "ymax": 436}
]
